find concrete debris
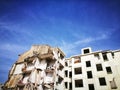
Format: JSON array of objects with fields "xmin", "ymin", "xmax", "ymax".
[{"xmin": 4, "ymin": 45, "xmax": 65, "ymax": 90}]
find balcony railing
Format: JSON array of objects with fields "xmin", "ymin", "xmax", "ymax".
[
  {"xmin": 17, "ymin": 80, "xmax": 25, "ymax": 87},
  {"xmin": 38, "ymin": 53, "xmax": 53, "ymax": 60},
  {"xmin": 59, "ymin": 59, "xmax": 64, "ymax": 66},
  {"xmin": 58, "ymin": 70, "xmax": 64, "ymax": 78},
  {"xmin": 44, "ymin": 77, "xmax": 54, "ymax": 84}
]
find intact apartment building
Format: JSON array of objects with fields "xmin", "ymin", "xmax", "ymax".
[
  {"xmin": 4, "ymin": 45, "xmax": 120, "ymax": 90},
  {"xmin": 64, "ymin": 47, "xmax": 120, "ymax": 90}
]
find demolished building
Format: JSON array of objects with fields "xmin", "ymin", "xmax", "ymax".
[{"xmin": 4, "ymin": 45, "xmax": 65, "ymax": 90}]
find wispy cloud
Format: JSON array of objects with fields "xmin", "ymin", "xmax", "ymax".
[
  {"xmin": 0, "ymin": 43, "xmax": 29, "ymax": 60},
  {"xmin": 0, "ymin": 21, "xmax": 31, "ymax": 35},
  {"xmin": 0, "ymin": 43, "xmax": 28, "ymax": 52},
  {"xmin": 59, "ymin": 33, "xmax": 109, "ymax": 57}
]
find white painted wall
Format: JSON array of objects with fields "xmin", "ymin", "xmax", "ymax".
[
  {"xmin": 65, "ymin": 50, "xmax": 120, "ymax": 90},
  {"xmin": 14, "ymin": 63, "xmax": 24, "ymax": 74}
]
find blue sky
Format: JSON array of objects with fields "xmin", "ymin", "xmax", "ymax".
[{"xmin": 0, "ymin": 0, "xmax": 120, "ymax": 83}]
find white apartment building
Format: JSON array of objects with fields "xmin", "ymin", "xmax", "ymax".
[
  {"xmin": 64, "ymin": 47, "xmax": 120, "ymax": 90},
  {"xmin": 4, "ymin": 45, "xmax": 65, "ymax": 90}
]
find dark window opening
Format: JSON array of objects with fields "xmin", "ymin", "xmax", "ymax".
[
  {"xmin": 56, "ymin": 82, "xmax": 58, "ymax": 85},
  {"xmin": 88, "ymin": 84, "xmax": 95, "ymax": 90},
  {"xmin": 65, "ymin": 82, "xmax": 67, "ymax": 89},
  {"xmin": 111, "ymin": 52, "xmax": 114, "ymax": 58},
  {"xmin": 106, "ymin": 67, "xmax": 112, "ymax": 74},
  {"xmin": 65, "ymin": 70, "xmax": 68, "ymax": 77},
  {"xmin": 74, "ymin": 67, "xmax": 82, "ymax": 74},
  {"xmin": 99, "ymin": 77, "xmax": 107, "ymax": 86},
  {"xmin": 96, "ymin": 64, "xmax": 103, "ymax": 71},
  {"xmin": 60, "ymin": 53, "xmax": 64, "ymax": 59},
  {"xmin": 69, "ymin": 71, "xmax": 72, "ymax": 78},
  {"xmin": 102, "ymin": 53, "xmax": 108, "ymax": 61},
  {"xmin": 87, "ymin": 71, "xmax": 93, "ymax": 78},
  {"xmin": 84, "ymin": 49, "xmax": 90, "ymax": 54},
  {"xmin": 58, "ymin": 76, "xmax": 63, "ymax": 84},
  {"xmin": 75, "ymin": 79, "xmax": 83, "ymax": 87},
  {"xmin": 65, "ymin": 62, "xmax": 68, "ymax": 66},
  {"xmin": 59, "ymin": 65, "xmax": 64, "ymax": 70},
  {"xmin": 86, "ymin": 61, "xmax": 91, "ymax": 67},
  {"xmin": 69, "ymin": 82, "xmax": 72, "ymax": 90}
]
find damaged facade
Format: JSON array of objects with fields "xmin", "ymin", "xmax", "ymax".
[
  {"xmin": 4, "ymin": 45, "xmax": 120, "ymax": 90},
  {"xmin": 0, "ymin": 83, "xmax": 4, "ymax": 90},
  {"xmin": 4, "ymin": 45, "xmax": 65, "ymax": 90}
]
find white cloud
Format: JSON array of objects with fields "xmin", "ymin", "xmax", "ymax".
[
  {"xmin": 0, "ymin": 20, "xmax": 33, "ymax": 37},
  {"xmin": 0, "ymin": 43, "xmax": 27, "ymax": 52},
  {"xmin": 0, "ymin": 43, "xmax": 29, "ymax": 59},
  {"xmin": 59, "ymin": 33, "xmax": 109, "ymax": 57}
]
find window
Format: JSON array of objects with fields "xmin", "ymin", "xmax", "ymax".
[
  {"xmin": 65, "ymin": 82, "xmax": 67, "ymax": 89},
  {"xmin": 111, "ymin": 52, "xmax": 114, "ymax": 58},
  {"xmin": 88, "ymin": 84, "xmax": 95, "ymax": 90},
  {"xmin": 56, "ymin": 82, "xmax": 58, "ymax": 85},
  {"xmin": 65, "ymin": 70, "xmax": 68, "ymax": 77},
  {"xmin": 58, "ymin": 76, "xmax": 63, "ymax": 84},
  {"xmin": 106, "ymin": 67, "xmax": 112, "ymax": 74},
  {"xmin": 84, "ymin": 49, "xmax": 90, "ymax": 54},
  {"xmin": 69, "ymin": 71, "xmax": 72, "ymax": 78},
  {"xmin": 59, "ymin": 64, "xmax": 64, "ymax": 70},
  {"xmin": 74, "ymin": 67, "xmax": 82, "ymax": 74},
  {"xmin": 60, "ymin": 53, "xmax": 64, "ymax": 59},
  {"xmin": 69, "ymin": 82, "xmax": 72, "ymax": 90},
  {"xmin": 65, "ymin": 62, "xmax": 68, "ymax": 66},
  {"xmin": 102, "ymin": 53, "xmax": 108, "ymax": 61},
  {"xmin": 87, "ymin": 71, "xmax": 93, "ymax": 78},
  {"xmin": 75, "ymin": 79, "xmax": 83, "ymax": 87},
  {"xmin": 96, "ymin": 64, "xmax": 103, "ymax": 71},
  {"xmin": 86, "ymin": 61, "xmax": 91, "ymax": 67},
  {"xmin": 99, "ymin": 77, "xmax": 107, "ymax": 86}
]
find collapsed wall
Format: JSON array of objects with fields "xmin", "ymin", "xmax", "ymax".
[{"xmin": 4, "ymin": 45, "xmax": 65, "ymax": 90}]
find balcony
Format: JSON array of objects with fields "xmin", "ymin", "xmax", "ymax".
[
  {"xmin": 44, "ymin": 77, "xmax": 54, "ymax": 84},
  {"xmin": 17, "ymin": 80, "xmax": 25, "ymax": 87},
  {"xmin": 64, "ymin": 78, "xmax": 72, "ymax": 82},
  {"xmin": 45, "ymin": 66, "xmax": 55, "ymax": 72},
  {"xmin": 59, "ymin": 59, "xmax": 64, "ymax": 66},
  {"xmin": 38, "ymin": 53, "xmax": 54, "ymax": 60},
  {"xmin": 74, "ymin": 59, "xmax": 81, "ymax": 64},
  {"xmin": 22, "ymin": 68, "xmax": 32, "ymax": 74},
  {"xmin": 24, "ymin": 56, "xmax": 35, "ymax": 63},
  {"xmin": 58, "ymin": 70, "xmax": 64, "ymax": 78}
]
